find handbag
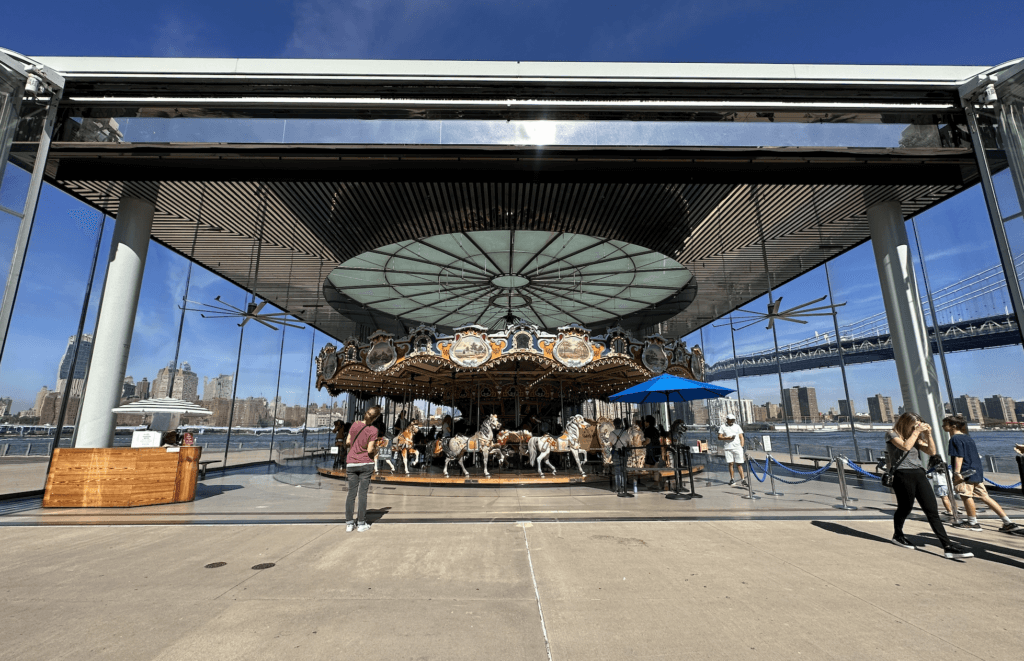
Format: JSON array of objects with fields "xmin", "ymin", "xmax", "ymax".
[{"xmin": 881, "ymin": 448, "xmax": 909, "ymax": 488}]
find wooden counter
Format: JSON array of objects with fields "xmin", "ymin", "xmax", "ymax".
[{"xmin": 43, "ymin": 447, "xmax": 202, "ymax": 508}]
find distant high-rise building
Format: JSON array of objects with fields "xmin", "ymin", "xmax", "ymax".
[
  {"xmin": 0, "ymin": 397, "xmax": 12, "ymax": 416},
  {"xmin": 708, "ymin": 398, "xmax": 754, "ymax": 426},
  {"xmin": 203, "ymin": 374, "xmax": 234, "ymax": 400},
  {"xmin": 33, "ymin": 386, "xmax": 50, "ymax": 417},
  {"xmin": 955, "ymin": 395, "xmax": 985, "ymax": 423},
  {"xmin": 122, "ymin": 376, "xmax": 136, "ymax": 400},
  {"xmin": 136, "ymin": 377, "xmax": 150, "ymax": 400},
  {"xmin": 984, "ymin": 395, "xmax": 1017, "ymax": 423},
  {"xmin": 781, "ymin": 387, "xmax": 820, "ymax": 422},
  {"xmin": 867, "ymin": 394, "xmax": 895, "ymax": 423},
  {"xmin": 152, "ymin": 361, "xmax": 199, "ymax": 402},
  {"xmin": 838, "ymin": 399, "xmax": 855, "ymax": 421},
  {"xmin": 763, "ymin": 402, "xmax": 782, "ymax": 420},
  {"xmin": 55, "ymin": 334, "xmax": 93, "ymax": 398},
  {"xmin": 751, "ymin": 404, "xmax": 767, "ymax": 422}
]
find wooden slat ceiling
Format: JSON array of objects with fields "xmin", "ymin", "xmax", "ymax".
[{"xmin": 48, "ymin": 144, "xmax": 969, "ymax": 343}]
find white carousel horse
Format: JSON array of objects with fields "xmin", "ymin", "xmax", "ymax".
[
  {"xmin": 528, "ymin": 414, "xmax": 591, "ymax": 477},
  {"xmin": 470, "ymin": 414, "xmax": 506, "ymax": 478},
  {"xmin": 391, "ymin": 420, "xmax": 421, "ymax": 475},
  {"xmin": 427, "ymin": 415, "xmax": 502, "ymax": 478}
]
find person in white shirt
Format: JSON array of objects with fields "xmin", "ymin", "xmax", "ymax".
[{"xmin": 717, "ymin": 413, "xmax": 747, "ymax": 486}]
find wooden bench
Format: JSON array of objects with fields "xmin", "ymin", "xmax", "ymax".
[
  {"xmin": 799, "ymin": 455, "xmax": 835, "ymax": 469},
  {"xmin": 198, "ymin": 459, "xmax": 221, "ymax": 480},
  {"xmin": 304, "ymin": 448, "xmax": 329, "ymax": 459}
]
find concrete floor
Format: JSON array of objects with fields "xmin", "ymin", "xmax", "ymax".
[
  {"xmin": 2, "ymin": 459, "xmax": 1023, "ymax": 660},
  {"xmin": 2, "ymin": 519, "xmax": 1023, "ymax": 661}
]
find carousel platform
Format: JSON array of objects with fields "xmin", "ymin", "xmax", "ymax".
[{"xmin": 315, "ymin": 465, "xmax": 703, "ymax": 487}]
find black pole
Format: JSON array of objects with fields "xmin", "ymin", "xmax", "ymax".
[
  {"xmin": 686, "ymin": 445, "xmax": 701, "ymax": 498},
  {"xmin": 50, "ymin": 211, "xmax": 107, "ymax": 462},
  {"xmin": 222, "ymin": 323, "xmax": 246, "ymax": 470}
]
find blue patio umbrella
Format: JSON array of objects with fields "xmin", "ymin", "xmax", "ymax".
[
  {"xmin": 609, "ymin": 373, "xmax": 734, "ymax": 404},
  {"xmin": 609, "ymin": 373, "xmax": 734, "ymax": 500}
]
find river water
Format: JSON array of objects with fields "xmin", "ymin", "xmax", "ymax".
[{"xmin": 4, "ymin": 428, "xmax": 1023, "ymax": 467}]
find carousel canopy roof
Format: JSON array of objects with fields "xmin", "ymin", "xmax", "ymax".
[{"xmin": 326, "ymin": 230, "xmax": 694, "ymax": 332}]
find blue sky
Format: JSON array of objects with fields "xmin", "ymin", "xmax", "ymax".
[{"xmin": 2, "ymin": 0, "xmax": 1024, "ymax": 415}]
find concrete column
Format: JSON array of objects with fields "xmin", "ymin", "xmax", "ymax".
[
  {"xmin": 75, "ymin": 197, "xmax": 154, "ymax": 448},
  {"xmin": 868, "ymin": 200, "xmax": 946, "ymax": 458}
]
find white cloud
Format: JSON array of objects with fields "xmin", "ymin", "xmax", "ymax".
[
  {"xmin": 583, "ymin": 0, "xmax": 792, "ymax": 60},
  {"xmin": 284, "ymin": 0, "xmax": 458, "ymax": 59},
  {"xmin": 151, "ymin": 10, "xmax": 233, "ymax": 58}
]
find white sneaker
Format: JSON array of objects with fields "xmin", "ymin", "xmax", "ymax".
[
  {"xmin": 345, "ymin": 522, "xmax": 355, "ymax": 532},
  {"xmin": 357, "ymin": 523, "xmax": 371, "ymax": 532}
]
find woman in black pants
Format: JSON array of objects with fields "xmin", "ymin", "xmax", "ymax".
[{"xmin": 886, "ymin": 412, "xmax": 972, "ymax": 559}]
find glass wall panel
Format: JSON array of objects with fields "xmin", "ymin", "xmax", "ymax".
[
  {"xmin": 823, "ymin": 242, "xmax": 902, "ymax": 461},
  {"xmin": 72, "ymin": 117, "xmax": 924, "ymax": 149},
  {"xmin": 910, "ymin": 183, "xmax": 1024, "ymax": 470},
  {"xmin": 0, "ymin": 186, "xmax": 109, "ymax": 496}
]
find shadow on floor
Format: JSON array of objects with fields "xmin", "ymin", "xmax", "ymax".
[
  {"xmin": 812, "ymin": 520, "xmax": 1024, "ymax": 569},
  {"xmin": 193, "ymin": 484, "xmax": 245, "ymax": 501}
]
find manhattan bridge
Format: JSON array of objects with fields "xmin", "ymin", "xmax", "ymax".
[{"xmin": 705, "ymin": 256, "xmax": 1024, "ymax": 380}]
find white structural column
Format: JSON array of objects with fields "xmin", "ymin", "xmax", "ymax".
[
  {"xmin": 868, "ymin": 200, "xmax": 946, "ymax": 458},
  {"xmin": 75, "ymin": 197, "xmax": 155, "ymax": 448}
]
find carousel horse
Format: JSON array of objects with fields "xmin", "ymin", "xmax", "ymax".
[
  {"xmin": 470, "ymin": 414, "xmax": 507, "ymax": 478},
  {"xmin": 332, "ymin": 420, "xmax": 347, "ymax": 470},
  {"xmin": 374, "ymin": 432, "xmax": 396, "ymax": 474},
  {"xmin": 391, "ymin": 420, "xmax": 421, "ymax": 475},
  {"xmin": 496, "ymin": 429, "xmax": 533, "ymax": 469},
  {"xmin": 426, "ymin": 415, "xmax": 502, "ymax": 478},
  {"xmin": 626, "ymin": 416, "xmax": 645, "ymax": 469},
  {"xmin": 595, "ymin": 417, "xmax": 616, "ymax": 467},
  {"xmin": 528, "ymin": 414, "xmax": 591, "ymax": 477}
]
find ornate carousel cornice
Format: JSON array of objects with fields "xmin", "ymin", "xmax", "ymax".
[{"xmin": 315, "ymin": 320, "xmax": 705, "ymax": 401}]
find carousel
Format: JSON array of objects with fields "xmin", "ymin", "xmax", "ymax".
[{"xmin": 312, "ymin": 229, "xmax": 708, "ymax": 486}]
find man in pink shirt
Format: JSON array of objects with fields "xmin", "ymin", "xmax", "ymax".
[{"xmin": 346, "ymin": 405, "xmax": 382, "ymax": 532}]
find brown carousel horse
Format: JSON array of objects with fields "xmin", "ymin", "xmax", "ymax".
[
  {"xmin": 427, "ymin": 414, "xmax": 503, "ymax": 478},
  {"xmin": 595, "ymin": 417, "xmax": 616, "ymax": 467},
  {"xmin": 496, "ymin": 429, "xmax": 533, "ymax": 470},
  {"xmin": 391, "ymin": 420, "xmax": 421, "ymax": 475},
  {"xmin": 332, "ymin": 420, "xmax": 348, "ymax": 470},
  {"xmin": 528, "ymin": 414, "xmax": 591, "ymax": 477}
]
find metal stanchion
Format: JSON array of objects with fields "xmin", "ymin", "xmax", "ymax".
[
  {"xmin": 833, "ymin": 455, "xmax": 858, "ymax": 510},
  {"xmin": 764, "ymin": 452, "xmax": 783, "ymax": 497},
  {"xmin": 742, "ymin": 451, "xmax": 760, "ymax": 500},
  {"xmin": 666, "ymin": 441, "xmax": 692, "ymax": 500}
]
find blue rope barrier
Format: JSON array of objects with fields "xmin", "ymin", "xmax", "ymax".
[
  {"xmin": 846, "ymin": 459, "xmax": 882, "ymax": 480},
  {"xmin": 772, "ymin": 471, "xmax": 827, "ymax": 485},
  {"xmin": 984, "ymin": 477, "xmax": 1023, "ymax": 489},
  {"xmin": 746, "ymin": 458, "xmax": 768, "ymax": 483},
  {"xmin": 769, "ymin": 455, "xmax": 834, "ymax": 476}
]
